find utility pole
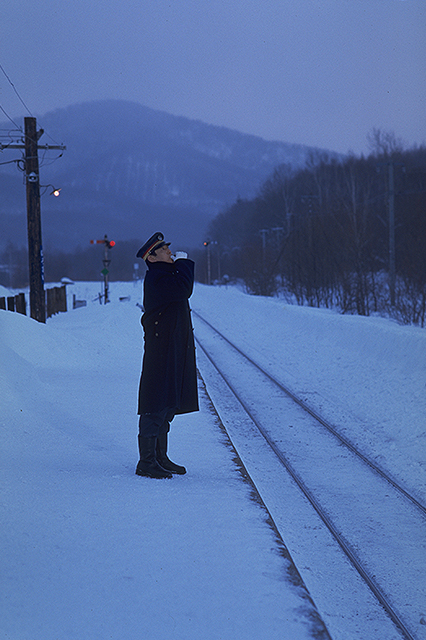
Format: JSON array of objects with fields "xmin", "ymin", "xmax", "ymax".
[
  {"xmin": 388, "ymin": 162, "xmax": 396, "ymax": 307},
  {"xmin": 25, "ymin": 117, "xmax": 45, "ymax": 322},
  {"xmin": 377, "ymin": 161, "xmax": 404, "ymax": 308},
  {"xmin": 259, "ymin": 229, "xmax": 268, "ymax": 277},
  {"xmin": 6, "ymin": 117, "xmax": 66, "ymax": 322}
]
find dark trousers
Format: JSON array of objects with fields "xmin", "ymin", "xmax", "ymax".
[{"xmin": 138, "ymin": 408, "xmax": 175, "ymax": 438}]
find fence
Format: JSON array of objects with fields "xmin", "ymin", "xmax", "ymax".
[
  {"xmin": 0, "ymin": 285, "xmax": 68, "ymax": 319},
  {"xmin": 0, "ymin": 292, "xmax": 27, "ymax": 315},
  {"xmin": 46, "ymin": 285, "xmax": 67, "ymax": 318}
]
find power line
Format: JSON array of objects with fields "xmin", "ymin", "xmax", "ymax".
[
  {"xmin": 0, "ymin": 62, "xmax": 33, "ymax": 118},
  {"xmin": 0, "ymin": 63, "xmax": 63, "ymax": 147},
  {"xmin": 0, "ymin": 158, "xmax": 21, "ymax": 167},
  {"xmin": 0, "ymin": 104, "xmax": 21, "ymax": 130}
]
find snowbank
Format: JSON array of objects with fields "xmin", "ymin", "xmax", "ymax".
[{"xmin": 0, "ymin": 283, "xmax": 329, "ymax": 640}]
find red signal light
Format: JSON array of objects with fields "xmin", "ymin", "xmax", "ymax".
[{"xmin": 90, "ymin": 238, "xmax": 115, "ymax": 247}]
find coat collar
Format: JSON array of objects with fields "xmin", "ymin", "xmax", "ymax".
[{"xmin": 146, "ymin": 260, "xmax": 175, "ymax": 272}]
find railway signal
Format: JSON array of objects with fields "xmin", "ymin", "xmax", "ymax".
[
  {"xmin": 204, "ymin": 240, "xmax": 211, "ymax": 285},
  {"xmin": 90, "ymin": 235, "xmax": 116, "ymax": 304}
]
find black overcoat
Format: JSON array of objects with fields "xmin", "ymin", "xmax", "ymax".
[{"xmin": 138, "ymin": 258, "xmax": 199, "ymax": 417}]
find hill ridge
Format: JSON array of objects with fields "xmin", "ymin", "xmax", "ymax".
[{"xmin": 0, "ymin": 99, "xmax": 336, "ymax": 251}]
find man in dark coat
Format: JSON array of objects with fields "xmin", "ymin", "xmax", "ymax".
[{"xmin": 135, "ymin": 232, "xmax": 199, "ymax": 479}]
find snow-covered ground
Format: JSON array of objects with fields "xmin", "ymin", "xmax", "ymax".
[
  {"xmin": 1, "ymin": 280, "xmax": 425, "ymax": 640},
  {"xmin": 191, "ymin": 284, "xmax": 426, "ymax": 505}
]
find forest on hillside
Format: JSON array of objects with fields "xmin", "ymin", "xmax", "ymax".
[
  {"xmin": 2, "ymin": 132, "xmax": 425, "ymax": 327},
  {"xmin": 196, "ymin": 132, "xmax": 426, "ymax": 326}
]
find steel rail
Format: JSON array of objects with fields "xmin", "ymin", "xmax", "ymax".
[
  {"xmin": 194, "ymin": 313, "xmax": 421, "ymax": 640},
  {"xmin": 193, "ymin": 310, "xmax": 426, "ymax": 517}
]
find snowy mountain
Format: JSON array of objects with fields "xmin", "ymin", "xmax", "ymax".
[{"xmin": 0, "ymin": 100, "xmax": 334, "ymax": 251}]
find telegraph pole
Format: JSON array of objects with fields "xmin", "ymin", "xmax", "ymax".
[
  {"xmin": 388, "ymin": 162, "xmax": 396, "ymax": 307},
  {"xmin": 377, "ymin": 161, "xmax": 404, "ymax": 308},
  {"xmin": 25, "ymin": 117, "xmax": 45, "ymax": 322},
  {"xmin": 5, "ymin": 117, "xmax": 66, "ymax": 322}
]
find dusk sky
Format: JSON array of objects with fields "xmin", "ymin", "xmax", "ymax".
[{"xmin": 1, "ymin": 0, "xmax": 425, "ymax": 155}]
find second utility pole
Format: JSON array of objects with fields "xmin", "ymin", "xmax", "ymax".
[{"xmin": 387, "ymin": 162, "xmax": 396, "ymax": 308}]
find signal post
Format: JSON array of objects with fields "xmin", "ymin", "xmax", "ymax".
[{"xmin": 90, "ymin": 235, "xmax": 115, "ymax": 303}]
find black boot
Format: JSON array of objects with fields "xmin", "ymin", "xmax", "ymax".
[
  {"xmin": 136, "ymin": 436, "xmax": 172, "ymax": 479},
  {"xmin": 156, "ymin": 432, "xmax": 186, "ymax": 475}
]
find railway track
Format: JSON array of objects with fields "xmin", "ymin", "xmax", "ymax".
[{"xmin": 193, "ymin": 310, "xmax": 426, "ymax": 640}]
